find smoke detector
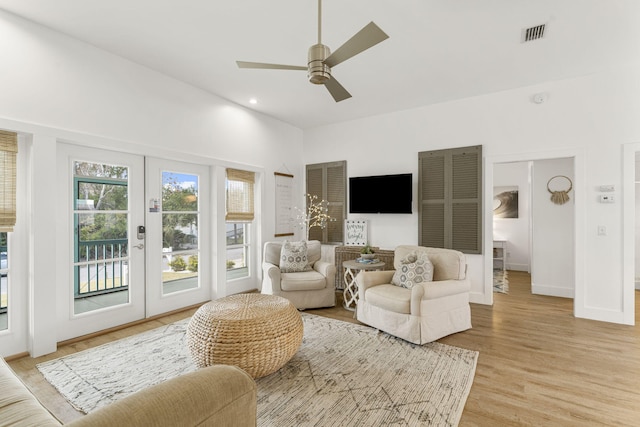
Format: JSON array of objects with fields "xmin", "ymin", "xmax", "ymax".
[
  {"xmin": 521, "ymin": 24, "xmax": 547, "ymax": 43},
  {"xmin": 532, "ymin": 93, "xmax": 548, "ymax": 104}
]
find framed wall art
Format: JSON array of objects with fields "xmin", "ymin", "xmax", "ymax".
[
  {"xmin": 493, "ymin": 186, "xmax": 519, "ymax": 219},
  {"xmin": 274, "ymin": 172, "xmax": 294, "ymax": 237}
]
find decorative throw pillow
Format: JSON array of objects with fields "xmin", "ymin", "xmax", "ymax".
[
  {"xmin": 399, "ymin": 252, "xmax": 418, "ymax": 264},
  {"xmin": 391, "ymin": 252, "xmax": 434, "ymax": 289},
  {"xmin": 279, "ymin": 240, "xmax": 312, "ymax": 273},
  {"xmin": 391, "ymin": 252, "xmax": 419, "ymax": 286}
]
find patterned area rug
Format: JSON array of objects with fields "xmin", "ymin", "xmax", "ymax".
[
  {"xmin": 38, "ymin": 313, "xmax": 478, "ymax": 426},
  {"xmin": 493, "ymin": 269, "xmax": 509, "ymax": 293}
]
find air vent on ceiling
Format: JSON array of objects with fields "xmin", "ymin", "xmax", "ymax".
[{"xmin": 522, "ymin": 23, "xmax": 546, "ymax": 43}]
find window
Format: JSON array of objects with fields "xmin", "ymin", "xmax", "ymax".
[
  {"xmin": 226, "ymin": 169, "xmax": 255, "ymax": 280},
  {"xmin": 306, "ymin": 161, "xmax": 346, "ymax": 244},
  {"xmin": 0, "ymin": 232, "xmax": 7, "ymax": 327},
  {"xmin": 161, "ymin": 171, "xmax": 200, "ymax": 294},
  {"xmin": 226, "ymin": 223, "xmax": 249, "ymax": 279},
  {"xmin": 73, "ymin": 162, "xmax": 130, "ymax": 313},
  {"xmin": 0, "ymin": 131, "xmax": 17, "ymax": 232},
  {"xmin": 418, "ymin": 145, "xmax": 482, "ymax": 254},
  {"xmin": 0, "ymin": 131, "xmax": 17, "ymax": 330}
]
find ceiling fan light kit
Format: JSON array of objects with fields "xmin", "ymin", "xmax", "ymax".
[
  {"xmin": 236, "ymin": 0, "xmax": 389, "ymax": 102},
  {"xmin": 308, "ymin": 44, "xmax": 331, "ymax": 84}
]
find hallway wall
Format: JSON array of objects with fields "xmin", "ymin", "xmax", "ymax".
[{"xmin": 493, "ymin": 161, "xmax": 531, "ymax": 272}]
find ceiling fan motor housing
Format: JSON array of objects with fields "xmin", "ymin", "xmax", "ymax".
[{"xmin": 308, "ymin": 44, "xmax": 331, "ymax": 84}]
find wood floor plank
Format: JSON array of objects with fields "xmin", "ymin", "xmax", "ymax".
[{"xmin": 7, "ymin": 271, "xmax": 640, "ymax": 425}]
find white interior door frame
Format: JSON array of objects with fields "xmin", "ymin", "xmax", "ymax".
[
  {"xmin": 622, "ymin": 142, "xmax": 639, "ymax": 325},
  {"xmin": 484, "ymin": 148, "xmax": 585, "ymax": 317}
]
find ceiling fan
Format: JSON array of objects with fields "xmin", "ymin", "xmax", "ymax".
[{"xmin": 236, "ymin": 0, "xmax": 389, "ymax": 102}]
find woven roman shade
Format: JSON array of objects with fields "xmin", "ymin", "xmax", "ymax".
[
  {"xmin": 226, "ymin": 168, "xmax": 255, "ymax": 222},
  {"xmin": 0, "ymin": 131, "xmax": 17, "ymax": 232}
]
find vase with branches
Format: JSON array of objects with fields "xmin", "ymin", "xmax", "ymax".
[{"xmin": 293, "ymin": 194, "xmax": 335, "ymax": 240}]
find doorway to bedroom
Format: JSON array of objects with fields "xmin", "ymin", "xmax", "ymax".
[{"xmin": 492, "ymin": 158, "xmax": 575, "ymax": 301}]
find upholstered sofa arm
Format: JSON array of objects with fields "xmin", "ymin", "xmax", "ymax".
[
  {"xmin": 355, "ymin": 270, "xmax": 395, "ymax": 301},
  {"xmin": 262, "ymin": 261, "xmax": 282, "ymax": 293},
  {"xmin": 313, "ymin": 260, "xmax": 336, "ymax": 288},
  {"xmin": 416, "ymin": 278, "xmax": 471, "ymax": 298},
  {"xmin": 68, "ymin": 365, "xmax": 257, "ymax": 427}
]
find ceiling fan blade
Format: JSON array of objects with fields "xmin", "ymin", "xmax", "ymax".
[
  {"xmin": 324, "ymin": 76, "xmax": 352, "ymax": 102},
  {"xmin": 236, "ymin": 61, "xmax": 307, "ymax": 71},
  {"xmin": 324, "ymin": 22, "xmax": 389, "ymax": 68}
]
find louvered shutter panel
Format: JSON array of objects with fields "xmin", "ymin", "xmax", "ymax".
[
  {"xmin": 306, "ymin": 167, "xmax": 323, "ymax": 202},
  {"xmin": 419, "ymin": 152, "xmax": 446, "ymax": 248},
  {"xmin": 419, "ymin": 146, "xmax": 482, "ymax": 254},
  {"xmin": 306, "ymin": 166, "xmax": 324, "ymax": 241},
  {"xmin": 306, "ymin": 161, "xmax": 346, "ymax": 243},
  {"xmin": 326, "ymin": 163, "xmax": 345, "ymax": 243},
  {"xmin": 451, "ymin": 148, "xmax": 481, "ymax": 253}
]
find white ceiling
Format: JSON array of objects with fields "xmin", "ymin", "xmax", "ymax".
[{"xmin": 0, "ymin": 0, "xmax": 639, "ymax": 129}]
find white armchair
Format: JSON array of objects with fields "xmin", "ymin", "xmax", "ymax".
[
  {"xmin": 262, "ymin": 240, "xmax": 336, "ymax": 310},
  {"xmin": 356, "ymin": 245, "xmax": 472, "ymax": 344}
]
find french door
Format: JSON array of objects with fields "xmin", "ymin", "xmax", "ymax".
[
  {"xmin": 57, "ymin": 144, "xmax": 146, "ymax": 340},
  {"xmin": 57, "ymin": 146, "xmax": 211, "ymax": 340},
  {"xmin": 145, "ymin": 157, "xmax": 210, "ymax": 316}
]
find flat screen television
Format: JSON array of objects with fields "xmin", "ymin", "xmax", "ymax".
[{"xmin": 349, "ymin": 173, "xmax": 412, "ymax": 214}]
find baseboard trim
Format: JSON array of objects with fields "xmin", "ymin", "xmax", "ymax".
[
  {"xmin": 531, "ymin": 283, "xmax": 574, "ymax": 298},
  {"xmin": 4, "ymin": 351, "xmax": 29, "ymax": 362},
  {"xmin": 469, "ymin": 291, "xmax": 491, "ymax": 305},
  {"xmin": 57, "ymin": 302, "xmax": 204, "ymax": 348},
  {"xmin": 506, "ymin": 263, "xmax": 529, "ymax": 272}
]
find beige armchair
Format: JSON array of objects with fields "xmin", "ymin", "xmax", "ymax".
[
  {"xmin": 262, "ymin": 240, "xmax": 336, "ymax": 310},
  {"xmin": 356, "ymin": 245, "xmax": 472, "ymax": 344}
]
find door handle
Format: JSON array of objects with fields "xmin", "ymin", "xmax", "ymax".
[{"xmin": 133, "ymin": 244, "xmax": 144, "ymax": 250}]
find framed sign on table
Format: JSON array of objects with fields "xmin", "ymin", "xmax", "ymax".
[
  {"xmin": 345, "ymin": 220, "xmax": 368, "ymax": 246},
  {"xmin": 274, "ymin": 172, "xmax": 295, "ymax": 237}
]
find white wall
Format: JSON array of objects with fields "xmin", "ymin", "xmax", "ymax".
[
  {"xmin": 531, "ymin": 158, "xmax": 574, "ymax": 298},
  {"xmin": 0, "ymin": 10, "xmax": 304, "ymax": 357},
  {"xmin": 303, "ymin": 63, "xmax": 640, "ymax": 324},
  {"xmin": 493, "ymin": 161, "xmax": 530, "ymax": 272}
]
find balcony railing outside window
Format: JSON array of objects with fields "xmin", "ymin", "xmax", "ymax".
[{"xmin": 75, "ymin": 239, "xmax": 128, "ymax": 298}]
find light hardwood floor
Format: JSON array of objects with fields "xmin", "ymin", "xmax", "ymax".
[{"xmin": 8, "ymin": 271, "xmax": 640, "ymax": 426}]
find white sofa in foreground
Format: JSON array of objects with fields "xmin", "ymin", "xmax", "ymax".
[{"xmin": 0, "ymin": 357, "xmax": 257, "ymax": 427}]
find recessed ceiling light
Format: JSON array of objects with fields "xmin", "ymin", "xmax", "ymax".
[{"xmin": 249, "ymin": 98, "xmax": 258, "ymax": 104}]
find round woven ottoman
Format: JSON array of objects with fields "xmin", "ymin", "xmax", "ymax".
[{"xmin": 187, "ymin": 293, "xmax": 303, "ymax": 379}]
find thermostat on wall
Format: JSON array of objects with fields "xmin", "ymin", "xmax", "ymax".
[{"xmin": 599, "ymin": 194, "xmax": 615, "ymax": 203}]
